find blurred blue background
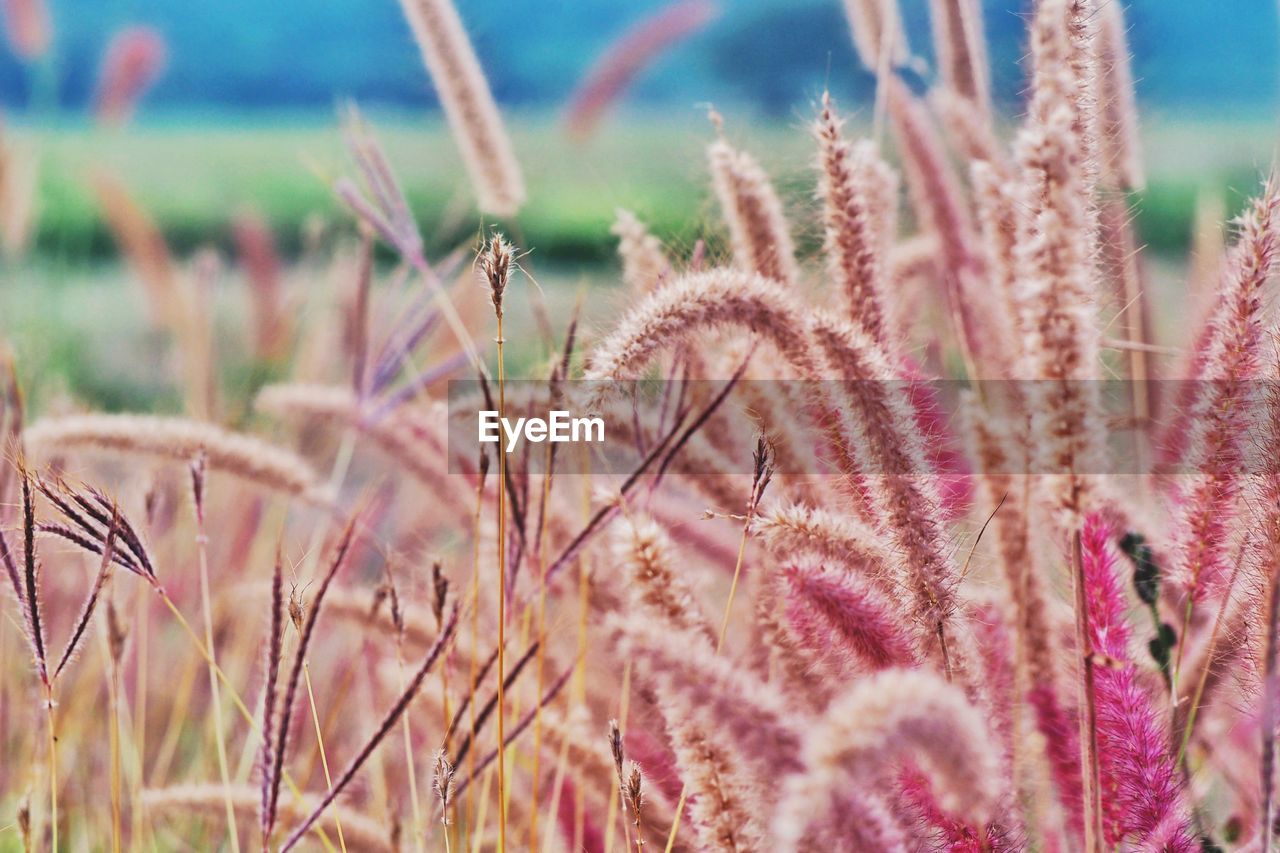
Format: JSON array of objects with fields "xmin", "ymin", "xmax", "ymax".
[{"xmin": 2, "ymin": 0, "xmax": 1276, "ymax": 119}]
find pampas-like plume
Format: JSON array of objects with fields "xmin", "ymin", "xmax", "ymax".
[
  {"xmin": 1094, "ymin": 0, "xmax": 1142, "ymax": 191},
  {"xmin": 565, "ymin": 0, "xmax": 718, "ymax": 140},
  {"xmin": 1080, "ymin": 514, "xmax": 1194, "ymax": 849},
  {"xmin": 142, "ymin": 785, "xmax": 393, "ymax": 853},
  {"xmin": 970, "ymin": 161, "xmax": 1025, "ymax": 372},
  {"xmin": 808, "ymin": 314, "xmax": 962, "ymax": 673},
  {"xmin": 614, "ymin": 514, "xmax": 714, "ymax": 641},
  {"xmin": 612, "ymin": 208, "xmax": 671, "ymax": 295},
  {"xmin": 928, "ymin": 0, "xmax": 990, "ymax": 120},
  {"xmin": 959, "ymin": 395, "xmax": 1083, "ymax": 831},
  {"xmin": 91, "ymin": 171, "xmax": 184, "ymax": 332},
  {"xmin": 814, "ymin": 93, "xmax": 898, "ymax": 346},
  {"xmin": 24, "ymin": 414, "xmax": 328, "ymax": 504},
  {"xmin": 773, "ymin": 669, "xmax": 1000, "ymax": 850},
  {"xmin": 841, "ymin": 0, "xmax": 907, "ymax": 71},
  {"xmin": 3, "ymin": 472, "xmax": 46, "ymax": 685},
  {"xmin": 585, "ymin": 269, "xmax": 820, "ymax": 382},
  {"xmin": 1012, "ymin": 0, "xmax": 1107, "ymax": 517},
  {"xmin": 1, "ymin": 0, "xmax": 47, "ymax": 59},
  {"xmin": 662, "ymin": 704, "xmax": 765, "ymax": 851},
  {"xmin": 780, "ymin": 559, "xmax": 917, "ymax": 672},
  {"xmin": 94, "ymin": 27, "xmax": 167, "ymax": 126},
  {"xmin": 1169, "ymin": 179, "xmax": 1279, "ymax": 603},
  {"xmin": 254, "ymin": 384, "xmax": 466, "ymax": 517},
  {"xmin": 751, "ymin": 501, "xmax": 891, "ymax": 569},
  {"xmin": 395, "ymin": 0, "xmax": 525, "ymax": 216},
  {"xmin": 707, "ymin": 132, "xmax": 800, "ymax": 287},
  {"xmin": 885, "ymin": 78, "xmax": 1004, "ymax": 377},
  {"xmin": 610, "ymin": 614, "xmax": 801, "ymax": 772}
]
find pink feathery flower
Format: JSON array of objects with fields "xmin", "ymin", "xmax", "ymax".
[
  {"xmin": 1169, "ymin": 178, "xmax": 1280, "ymax": 603},
  {"xmin": 781, "ymin": 560, "xmax": 917, "ymax": 672},
  {"xmin": 1026, "ymin": 682, "xmax": 1084, "ymax": 836},
  {"xmin": 900, "ymin": 353, "xmax": 973, "ymax": 519},
  {"xmin": 94, "ymin": 27, "xmax": 168, "ymax": 126},
  {"xmin": 555, "ymin": 776, "xmax": 604, "ymax": 853},
  {"xmin": 1082, "ymin": 514, "xmax": 1195, "ymax": 849},
  {"xmin": 2, "ymin": 0, "xmax": 48, "ymax": 60},
  {"xmin": 565, "ymin": 0, "xmax": 718, "ymax": 140},
  {"xmin": 899, "ymin": 767, "xmax": 1019, "ymax": 852}
]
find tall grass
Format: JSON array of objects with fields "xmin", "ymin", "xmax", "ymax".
[{"xmin": 5, "ymin": 0, "xmax": 1280, "ymax": 850}]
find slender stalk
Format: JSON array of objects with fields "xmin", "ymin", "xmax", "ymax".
[
  {"xmin": 1071, "ymin": 530, "xmax": 1103, "ymax": 853},
  {"xmin": 45, "ymin": 687, "xmax": 57, "ymax": 853},
  {"xmin": 304, "ymin": 663, "xmax": 347, "ymax": 852},
  {"xmin": 393, "ymin": 642, "xmax": 424, "ymax": 853},
  {"xmin": 716, "ymin": 522, "xmax": 751, "ymax": 652},
  {"xmin": 465, "ymin": 461, "xmax": 485, "ymax": 849},
  {"xmin": 196, "ymin": 525, "xmax": 240, "ymax": 852},
  {"xmin": 1172, "ymin": 597, "xmax": 1194, "ymax": 704},
  {"xmin": 529, "ymin": 438, "xmax": 554, "ymax": 853},
  {"xmin": 157, "ymin": 591, "xmax": 338, "ymax": 852},
  {"xmin": 495, "ymin": 309, "xmax": 509, "ymax": 853},
  {"xmin": 1177, "ymin": 554, "xmax": 1245, "ymax": 768},
  {"xmin": 107, "ymin": 650, "xmax": 123, "ymax": 853},
  {"xmin": 604, "ymin": 664, "xmax": 634, "ymax": 853}
]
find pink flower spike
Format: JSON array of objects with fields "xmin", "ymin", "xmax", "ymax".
[
  {"xmin": 95, "ymin": 27, "xmax": 168, "ymax": 127},
  {"xmin": 1081, "ymin": 513, "xmax": 1195, "ymax": 850}
]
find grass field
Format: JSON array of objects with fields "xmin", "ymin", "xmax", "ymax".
[
  {"xmin": 2, "ymin": 114, "xmax": 1275, "ymax": 412},
  {"xmin": 16, "ymin": 113, "xmax": 1280, "ymax": 263}
]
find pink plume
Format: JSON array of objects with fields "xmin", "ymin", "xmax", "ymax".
[
  {"xmin": 95, "ymin": 27, "xmax": 168, "ymax": 126},
  {"xmin": 2, "ymin": 0, "xmax": 48, "ymax": 60},
  {"xmin": 1082, "ymin": 514, "xmax": 1195, "ymax": 849},
  {"xmin": 782, "ymin": 561, "xmax": 917, "ymax": 672},
  {"xmin": 565, "ymin": 1, "xmax": 718, "ymax": 140},
  {"xmin": 555, "ymin": 776, "xmax": 604, "ymax": 853}
]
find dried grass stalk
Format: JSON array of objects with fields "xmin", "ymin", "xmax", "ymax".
[
  {"xmin": 396, "ymin": 0, "xmax": 525, "ymax": 216},
  {"xmin": 814, "ymin": 93, "xmax": 898, "ymax": 345},
  {"xmin": 841, "ymin": 0, "xmax": 908, "ymax": 70},
  {"xmin": 24, "ymin": 414, "xmax": 328, "ymax": 504},
  {"xmin": 142, "ymin": 785, "xmax": 393, "ymax": 853},
  {"xmin": 928, "ymin": 0, "xmax": 990, "ymax": 119},
  {"xmin": 773, "ymin": 669, "xmax": 1000, "ymax": 849},
  {"xmin": 612, "ymin": 208, "xmax": 671, "ymax": 295},
  {"xmin": 708, "ymin": 135, "xmax": 800, "ymax": 287}
]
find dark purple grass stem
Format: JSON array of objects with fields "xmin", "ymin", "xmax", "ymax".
[
  {"xmin": 444, "ymin": 645, "xmax": 500, "ymax": 746},
  {"xmin": 651, "ymin": 347, "xmax": 753, "ymax": 490},
  {"xmin": 38, "ymin": 523, "xmax": 143, "ymax": 577},
  {"xmin": 264, "ymin": 515, "xmax": 359, "ymax": 841},
  {"xmin": 21, "ymin": 473, "xmax": 48, "ymax": 686},
  {"xmin": 279, "ymin": 603, "xmax": 460, "ymax": 853},
  {"xmin": 452, "ymin": 640, "xmax": 541, "ymax": 767},
  {"xmin": 451, "ymin": 663, "xmax": 573, "ymax": 800},
  {"xmin": 52, "ymin": 510, "xmax": 118, "ymax": 682},
  {"xmin": 366, "ymin": 350, "xmax": 468, "ymax": 423},
  {"xmin": 260, "ymin": 551, "xmax": 286, "ymax": 850},
  {"xmin": 541, "ymin": 356, "xmax": 747, "ymax": 586},
  {"xmin": 370, "ymin": 307, "xmax": 439, "ymax": 393}
]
